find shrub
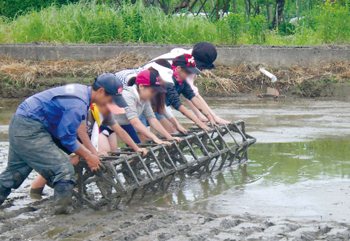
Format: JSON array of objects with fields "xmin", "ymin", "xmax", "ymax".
[
  {"xmin": 0, "ymin": 0, "xmax": 78, "ymax": 19},
  {"xmin": 1, "ymin": 0, "xmax": 350, "ymax": 45},
  {"xmin": 220, "ymin": 13, "xmax": 245, "ymax": 45},
  {"xmin": 247, "ymin": 15, "xmax": 266, "ymax": 44},
  {"xmin": 6, "ymin": 1, "xmax": 219, "ymax": 44}
]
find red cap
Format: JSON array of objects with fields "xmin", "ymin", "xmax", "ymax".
[
  {"xmin": 135, "ymin": 70, "xmax": 167, "ymax": 93},
  {"xmin": 172, "ymin": 54, "xmax": 201, "ymax": 74},
  {"xmin": 106, "ymin": 103, "xmax": 125, "ymax": 114}
]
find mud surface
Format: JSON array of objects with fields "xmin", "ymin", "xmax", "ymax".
[
  {"xmin": 3, "ymin": 203, "xmax": 350, "ymax": 240},
  {"xmin": 1, "ymin": 97, "xmax": 350, "ymax": 240}
]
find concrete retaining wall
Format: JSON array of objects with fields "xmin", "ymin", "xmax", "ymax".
[{"xmin": 1, "ymin": 44, "xmax": 350, "ymax": 68}]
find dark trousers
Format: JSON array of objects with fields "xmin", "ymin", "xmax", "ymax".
[
  {"xmin": 0, "ymin": 116, "xmax": 75, "ymax": 198},
  {"xmin": 120, "ymin": 124, "xmax": 141, "ymax": 144}
]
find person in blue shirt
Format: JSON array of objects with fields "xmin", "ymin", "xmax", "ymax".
[
  {"xmin": 164, "ymin": 54, "xmax": 215, "ymax": 131},
  {"xmin": 0, "ymin": 73, "xmax": 127, "ymax": 214}
]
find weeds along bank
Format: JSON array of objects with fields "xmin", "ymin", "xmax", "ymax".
[
  {"xmin": 1, "ymin": 54, "xmax": 350, "ymax": 99},
  {"xmin": 0, "ymin": 1, "xmax": 350, "ymax": 45}
]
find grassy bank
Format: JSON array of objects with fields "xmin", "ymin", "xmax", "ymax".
[
  {"xmin": 1, "ymin": 54, "xmax": 350, "ymax": 98},
  {"xmin": 0, "ymin": 1, "xmax": 350, "ymax": 45}
]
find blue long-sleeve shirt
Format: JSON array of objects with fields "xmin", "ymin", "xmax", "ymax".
[
  {"xmin": 165, "ymin": 77, "xmax": 195, "ymax": 110},
  {"xmin": 15, "ymin": 84, "xmax": 91, "ymax": 152}
]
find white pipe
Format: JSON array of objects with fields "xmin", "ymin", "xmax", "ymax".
[{"xmin": 259, "ymin": 68, "xmax": 277, "ymax": 83}]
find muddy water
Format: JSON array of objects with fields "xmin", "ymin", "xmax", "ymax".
[
  {"xmin": 158, "ymin": 97, "xmax": 350, "ymax": 222},
  {"xmin": 1, "ymin": 96, "xmax": 350, "ymax": 240}
]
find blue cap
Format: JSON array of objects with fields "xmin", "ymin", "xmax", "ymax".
[{"xmin": 94, "ymin": 73, "xmax": 127, "ymax": 108}]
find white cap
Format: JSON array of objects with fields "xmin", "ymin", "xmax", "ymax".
[{"xmin": 145, "ymin": 62, "xmax": 174, "ymax": 85}]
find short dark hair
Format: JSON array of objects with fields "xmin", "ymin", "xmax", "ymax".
[
  {"xmin": 127, "ymin": 77, "xmax": 136, "ymax": 86},
  {"xmin": 92, "ymin": 82, "xmax": 100, "ymax": 91},
  {"xmin": 154, "ymin": 59, "xmax": 172, "ymax": 69}
]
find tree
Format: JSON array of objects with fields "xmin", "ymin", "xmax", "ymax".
[{"xmin": 272, "ymin": 0, "xmax": 285, "ymax": 29}]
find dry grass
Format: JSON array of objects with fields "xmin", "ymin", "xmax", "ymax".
[
  {"xmin": 202, "ymin": 61, "xmax": 350, "ymax": 93},
  {"xmin": 0, "ymin": 53, "xmax": 147, "ymax": 86},
  {"xmin": 200, "ymin": 70, "xmax": 240, "ymax": 93},
  {"xmin": 1, "ymin": 55, "xmax": 350, "ymax": 94},
  {"xmin": 202, "ymin": 64, "xmax": 272, "ymax": 93},
  {"xmin": 283, "ymin": 61, "xmax": 350, "ymax": 84}
]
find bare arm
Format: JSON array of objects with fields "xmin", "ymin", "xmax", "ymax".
[
  {"xmin": 162, "ymin": 105, "xmax": 187, "ymax": 134},
  {"xmin": 77, "ymin": 124, "xmax": 98, "ymax": 155},
  {"xmin": 110, "ymin": 123, "xmax": 147, "ymax": 156},
  {"xmin": 178, "ymin": 105, "xmax": 210, "ymax": 131},
  {"xmin": 129, "ymin": 117, "xmax": 171, "ymax": 145},
  {"xmin": 148, "ymin": 117, "xmax": 181, "ymax": 142},
  {"xmin": 190, "ymin": 96, "xmax": 216, "ymax": 126},
  {"xmin": 197, "ymin": 94, "xmax": 231, "ymax": 124},
  {"xmin": 185, "ymin": 98, "xmax": 208, "ymax": 122},
  {"xmin": 74, "ymin": 145, "xmax": 101, "ymax": 172},
  {"xmin": 168, "ymin": 117, "xmax": 187, "ymax": 134}
]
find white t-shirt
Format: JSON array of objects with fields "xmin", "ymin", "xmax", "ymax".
[{"xmin": 150, "ymin": 48, "xmax": 199, "ymax": 96}]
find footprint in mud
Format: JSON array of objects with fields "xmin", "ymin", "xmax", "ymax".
[
  {"xmin": 0, "ymin": 206, "xmax": 37, "ymax": 221},
  {"xmin": 158, "ymin": 232, "xmax": 176, "ymax": 241},
  {"xmin": 220, "ymin": 218, "xmax": 242, "ymax": 229}
]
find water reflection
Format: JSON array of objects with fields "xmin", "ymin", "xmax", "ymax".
[
  {"xmin": 154, "ymin": 139, "xmax": 350, "ymax": 209},
  {"xmin": 153, "ymin": 164, "xmax": 255, "ymax": 207},
  {"xmin": 249, "ymin": 140, "xmax": 350, "ymax": 185}
]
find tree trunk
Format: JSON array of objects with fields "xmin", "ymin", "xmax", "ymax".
[
  {"xmin": 255, "ymin": 3, "xmax": 260, "ymax": 15},
  {"xmin": 244, "ymin": 0, "xmax": 250, "ymax": 19},
  {"xmin": 233, "ymin": 0, "xmax": 236, "ymax": 13},
  {"xmin": 223, "ymin": 0, "xmax": 230, "ymax": 13},
  {"xmin": 210, "ymin": 0, "xmax": 215, "ymax": 8},
  {"xmin": 272, "ymin": 0, "xmax": 285, "ymax": 29},
  {"xmin": 266, "ymin": 2, "xmax": 270, "ymax": 24},
  {"xmin": 296, "ymin": 0, "xmax": 300, "ymax": 24}
]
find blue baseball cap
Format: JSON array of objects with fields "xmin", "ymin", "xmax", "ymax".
[{"xmin": 94, "ymin": 73, "xmax": 127, "ymax": 108}]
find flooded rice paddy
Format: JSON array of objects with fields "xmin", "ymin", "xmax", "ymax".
[{"xmin": 1, "ymin": 96, "xmax": 350, "ymax": 240}]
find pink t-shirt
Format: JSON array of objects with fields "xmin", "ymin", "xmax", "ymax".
[{"xmin": 151, "ymin": 48, "xmax": 199, "ymax": 96}]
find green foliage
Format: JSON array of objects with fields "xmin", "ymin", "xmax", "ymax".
[
  {"xmin": 0, "ymin": 0, "xmax": 350, "ymax": 45},
  {"xmin": 218, "ymin": 13, "xmax": 245, "ymax": 44},
  {"xmin": 309, "ymin": 3, "xmax": 350, "ymax": 43},
  {"xmin": 248, "ymin": 15, "xmax": 266, "ymax": 44},
  {"xmin": 4, "ymin": 1, "xmax": 218, "ymax": 44},
  {"xmin": 278, "ymin": 21, "xmax": 295, "ymax": 36},
  {"xmin": 0, "ymin": 0, "xmax": 78, "ymax": 19}
]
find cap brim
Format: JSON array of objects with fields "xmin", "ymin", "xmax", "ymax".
[
  {"xmin": 186, "ymin": 67, "xmax": 202, "ymax": 74},
  {"xmin": 159, "ymin": 73, "xmax": 175, "ymax": 84},
  {"xmin": 194, "ymin": 59, "xmax": 216, "ymax": 70},
  {"xmin": 151, "ymin": 86, "xmax": 167, "ymax": 94},
  {"xmin": 106, "ymin": 102, "xmax": 125, "ymax": 115},
  {"xmin": 112, "ymin": 95, "xmax": 128, "ymax": 108}
]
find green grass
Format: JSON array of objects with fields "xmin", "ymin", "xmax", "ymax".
[{"xmin": 0, "ymin": 1, "xmax": 350, "ymax": 45}]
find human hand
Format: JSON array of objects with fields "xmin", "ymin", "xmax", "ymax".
[
  {"xmin": 136, "ymin": 147, "xmax": 148, "ymax": 157},
  {"xmin": 208, "ymin": 115, "xmax": 217, "ymax": 127},
  {"xmin": 171, "ymin": 137, "xmax": 182, "ymax": 143},
  {"xmin": 98, "ymin": 151, "xmax": 108, "ymax": 156},
  {"xmin": 177, "ymin": 124, "xmax": 188, "ymax": 135},
  {"xmin": 199, "ymin": 116, "xmax": 209, "ymax": 122},
  {"xmin": 197, "ymin": 122, "xmax": 211, "ymax": 131},
  {"xmin": 85, "ymin": 154, "xmax": 102, "ymax": 172},
  {"xmin": 153, "ymin": 138, "xmax": 172, "ymax": 146},
  {"xmin": 214, "ymin": 116, "xmax": 231, "ymax": 124}
]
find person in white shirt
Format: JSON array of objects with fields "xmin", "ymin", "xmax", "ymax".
[{"xmin": 150, "ymin": 42, "xmax": 231, "ymax": 128}]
